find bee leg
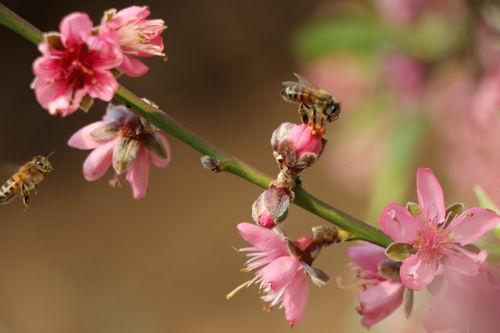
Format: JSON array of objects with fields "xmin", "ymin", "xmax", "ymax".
[
  {"xmin": 298, "ymin": 104, "xmax": 308, "ymax": 124},
  {"xmin": 21, "ymin": 183, "xmax": 30, "ymax": 209}
]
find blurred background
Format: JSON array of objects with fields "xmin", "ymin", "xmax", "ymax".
[{"xmin": 0, "ymin": 0, "xmax": 498, "ymax": 332}]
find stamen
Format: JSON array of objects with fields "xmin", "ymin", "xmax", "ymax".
[{"xmin": 226, "ymin": 280, "xmax": 252, "ymax": 300}]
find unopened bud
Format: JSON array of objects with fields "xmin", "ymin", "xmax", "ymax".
[
  {"xmin": 252, "ymin": 185, "xmax": 292, "ymax": 228},
  {"xmin": 271, "ymin": 122, "xmax": 325, "ymax": 173}
]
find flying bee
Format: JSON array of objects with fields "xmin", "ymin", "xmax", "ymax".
[
  {"xmin": 281, "ymin": 73, "xmax": 341, "ymax": 125},
  {"xmin": 0, "ymin": 153, "xmax": 54, "ymax": 208}
]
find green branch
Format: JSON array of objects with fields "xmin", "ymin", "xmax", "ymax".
[{"xmin": 0, "ymin": 3, "xmax": 392, "ymax": 247}]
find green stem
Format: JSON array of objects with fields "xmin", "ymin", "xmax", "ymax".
[{"xmin": 0, "ymin": 3, "xmax": 392, "ymax": 247}]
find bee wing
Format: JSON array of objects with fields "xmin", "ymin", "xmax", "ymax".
[
  {"xmin": 293, "ymin": 73, "xmax": 319, "ymax": 89},
  {"xmin": 0, "ymin": 163, "xmax": 22, "ymax": 183}
]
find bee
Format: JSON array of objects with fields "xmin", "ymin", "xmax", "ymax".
[
  {"xmin": 281, "ymin": 73, "xmax": 341, "ymax": 125},
  {"xmin": 0, "ymin": 154, "xmax": 54, "ymax": 208}
]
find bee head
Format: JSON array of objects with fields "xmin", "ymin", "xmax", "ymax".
[
  {"xmin": 33, "ymin": 154, "xmax": 55, "ymax": 173},
  {"xmin": 325, "ymin": 101, "xmax": 341, "ymax": 122}
]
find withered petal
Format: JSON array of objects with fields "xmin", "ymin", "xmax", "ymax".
[
  {"xmin": 143, "ymin": 132, "xmax": 168, "ymax": 159},
  {"xmin": 112, "ymin": 136, "xmax": 141, "ymax": 174}
]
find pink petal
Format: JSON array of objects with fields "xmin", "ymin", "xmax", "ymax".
[
  {"xmin": 400, "ymin": 254, "xmax": 438, "ymax": 290},
  {"xmin": 120, "ymin": 55, "xmax": 149, "ymax": 77},
  {"xmin": 282, "ymin": 270, "xmax": 309, "ymax": 327},
  {"xmin": 115, "ymin": 6, "xmax": 151, "ymax": 22},
  {"xmin": 346, "ymin": 244, "xmax": 387, "ymax": 274},
  {"xmin": 125, "ymin": 148, "xmax": 151, "ymax": 199},
  {"xmin": 82, "ymin": 140, "xmax": 115, "ymax": 181},
  {"xmin": 67, "ymin": 121, "xmax": 109, "ymax": 150},
  {"xmin": 444, "ymin": 245, "xmax": 487, "ymax": 277},
  {"xmin": 86, "ymin": 34, "xmax": 123, "ymax": 69},
  {"xmin": 380, "ymin": 203, "xmax": 420, "ymax": 243},
  {"xmin": 359, "ymin": 280, "xmax": 404, "ymax": 328},
  {"xmin": 34, "ymin": 78, "xmax": 79, "ymax": 116},
  {"xmin": 237, "ymin": 223, "xmax": 288, "ymax": 254},
  {"xmin": 448, "ymin": 208, "xmax": 500, "ymax": 245},
  {"xmin": 149, "ymin": 132, "xmax": 171, "ymax": 167},
  {"xmin": 64, "ymin": 87, "xmax": 87, "ymax": 117},
  {"xmin": 423, "ymin": 301, "xmax": 463, "ymax": 333},
  {"xmin": 60, "ymin": 12, "xmax": 92, "ymax": 47},
  {"xmin": 416, "ymin": 168, "xmax": 446, "ymax": 224},
  {"xmin": 86, "ymin": 69, "xmax": 118, "ymax": 101},
  {"xmin": 259, "ymin": 256, "xmax": 301, "ymax": 292},
  {"xmin": 33, "ymin": 55, "xmax": 62, "ymax": 81}
]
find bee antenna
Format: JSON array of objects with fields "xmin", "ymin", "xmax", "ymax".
[{"xmin": 45, "ymin": 151, "xmax": 56, "ymax": 158}]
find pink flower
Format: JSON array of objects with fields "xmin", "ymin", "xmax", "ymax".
[
  {"xmin": 33, "ymin": 13, "xmax": 122, "ymax": 116},
  {"xmin": 423, "ymin": 265, "xmax": 500, "ymax": 332},
  {"xmin": 101, "ymin": 6, "xmax": 166, "ymax": 77},
  {"xmin": 347, "ymin": 243, "xmax": 407, "ymax": 328},
  {"xmin": 68, "ymin": 103, "xmax": 171, "ymax": 198},
  {"xmin": 234, "ymin": 223, "xmax": 331, "ymax": 327},
  {"xmin": 271, "ymin": 122, "xmax": 324, "ymax": 173},
  {"xmin": 380, "ymin": 168, "xmax": 500, "ymax": 290}
]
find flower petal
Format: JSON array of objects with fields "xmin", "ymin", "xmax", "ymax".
[
  {"xmin": 282, "ymin": 270, "xmax": 309, "ymax": 327},
  {"xmin": 114, "ymin": 5, "xmax": 151, "ymax": 23},
  {"xmin": 380, "ymin": 203, "xmax": 420, "ymax": 243},
  {"xmin": 423, "ymin": 300, "xmax": 463, "ymax": 333},
  {"xmin": 400, "ymin": 254, "xmax": 438, "ymax": 290},
  {"xmin": 448, "ymin": 208, "xmax": 500, "ymax": 245},
  {"xmin": 86, "ymin": 34, "xmax": 123, "ymax": 69},
  {"xmin": 68, "ymin": 121, "xmax": 108, "ymax": 150},
  {"xmin": 444, "ymin": 245, "xmax": 487, "ymax": 277},
  {"xmin": 417, "ymin": 168, "xmax": 446, "ymax": 224},
  {"xmin": 32, "ymin": 55, "xmax": 62, "ymax": 81},
  {"xmin": 82, "ymin": 140, "xmax": 115, "ymax": 181},
  {"xmin": 125, "ymin": 148, "xmax": 151, "ymax": 199},
  {"xmin": 237, "ymin": 223, "xmax": 287, "ymax": 255},
  {"xmin": 259, "ymin": 256, "xmax": 301, "ymax": 292},
  {"xmin": 346, "ymin": 243, "xmax": 387, "ymax": 274},
  {"xmin": 120, "ymin": 55, "xmax": 149, "ymax": 77},
  {"xmin": 59, "ymin": 12, "xmax": 92, "ymax": 47},
  {"xmin": 359, "ymin": 280, "xmax": 404, "ymax": 328},
  {"xmin": 86, "ymin": 69, "xmax": 118, "ymax": 101}
]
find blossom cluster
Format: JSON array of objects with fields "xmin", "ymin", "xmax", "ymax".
[
  {"xmin": 31, "ymin": 7, "xmax": 170, "ymax": 198},
  {"xmin": 227, "ymin": 79, "xmax": 351, "ymax": 326},
  {"xmin": 33, "ymin": 6, "xmax": 166, "ymax": 116},
  {"xmin": 348, "ymin": 168, "xmax": 500, "ymax": 330}
]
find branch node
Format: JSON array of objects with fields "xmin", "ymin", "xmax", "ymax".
[{"xmin": 200, "ymin": 155, "xmax": 222, "ymax": 172}]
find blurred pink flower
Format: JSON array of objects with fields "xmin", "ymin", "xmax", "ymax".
[
  {"xmin": 306, "ymin": 55, "xmax": 371, "ymax": 111},
  {"xmin": 374, "ymin": 0, "xmax": 435, "ymax": 24},
  {"xmin": 347, "ymin": 243, "xmax": 406, "ymax": 328},
  {"xmin": 33, "ymin": 13, "xmax": 122, "ymax": 116},
  {"xmin": 424, "ymin": 265, "xmax": 500, "ymax": 332},
  {"xmin": 68, "ymin": 103, "xmax": 170, "ymax": 198},
  {"xmin": 429, "ymin": 64, "xmax": 500, "ymax": 205},
  {"xmin": 380, "ymin": 168, "xmax": 499, "ymax": 290},
  {"xmin": 236, "ymin": 223, "xmax": 330, "ymax": 327},
  {"xmin": 383, "ymin": 52, "xmax": 426, "ymax": 106},
  {"xmin": 101, "ymin": 6, "xmax": 166, "ymax": 77}
]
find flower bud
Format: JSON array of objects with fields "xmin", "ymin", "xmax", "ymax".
[
  {"xmin": 251, "ymin": 185, "xmax": 292, "ymax": 228},
  {"xmin": 271, "ymin": 123, "xmax": 325, "ymax": 173}
]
